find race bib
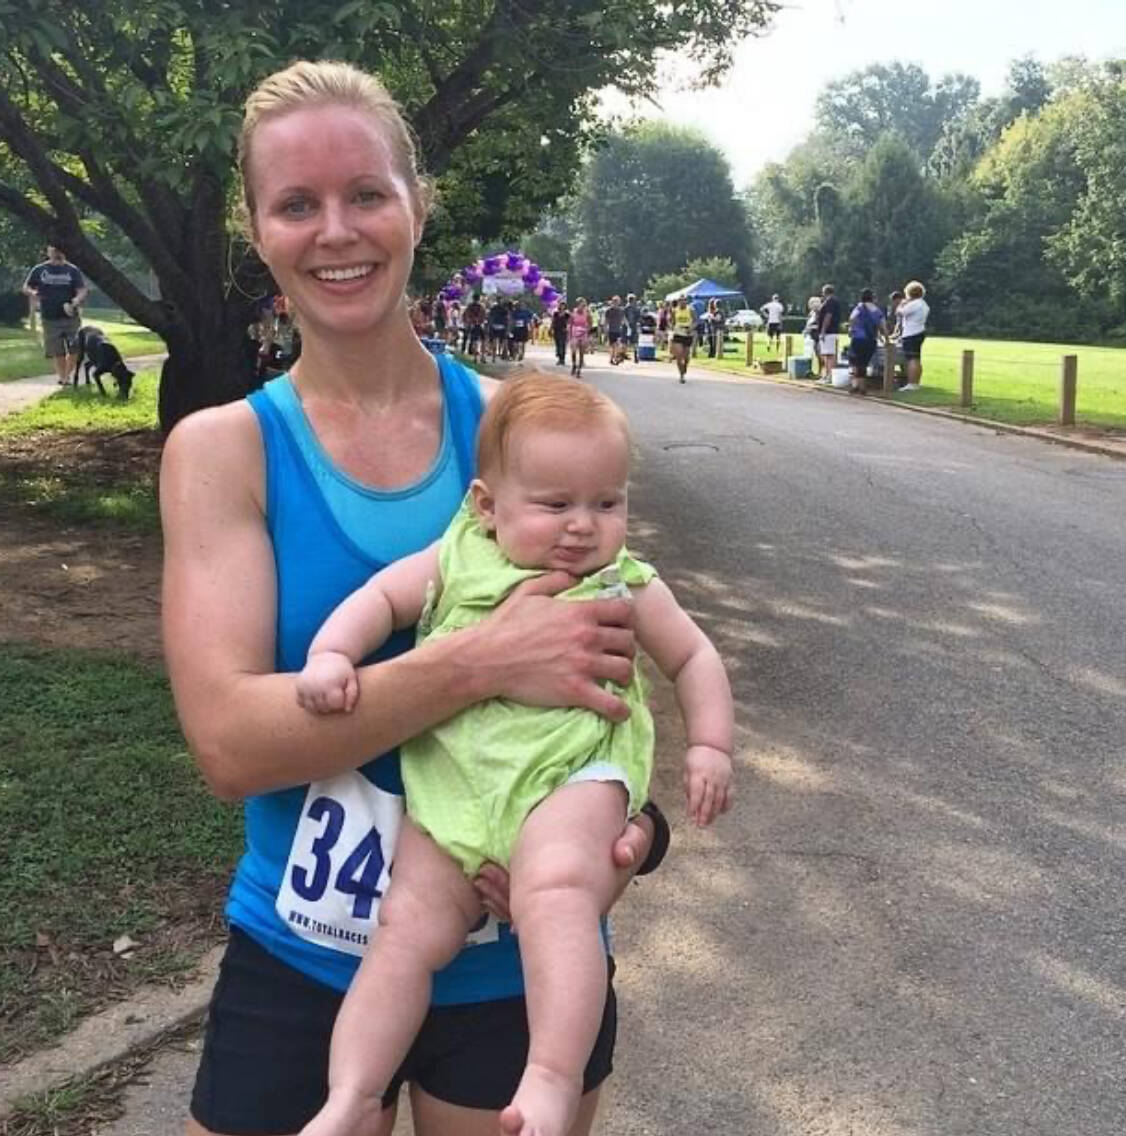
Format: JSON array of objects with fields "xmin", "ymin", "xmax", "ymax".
[
  {"xmin": 276, "ymin": 771, "xmax": 503, "ymax": 955},
  {"xmin": 277, "ymin": 772, "xmax": 402, "ymax": 957}
]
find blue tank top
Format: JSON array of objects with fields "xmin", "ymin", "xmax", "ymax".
[{"xmin": 227, "ymin": 354, "xmax": 526, "ymax": 1003}]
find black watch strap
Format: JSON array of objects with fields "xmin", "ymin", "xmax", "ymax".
[{"xmin": 636, "ymin": 799, "xmax": 670, "ymax": 876}]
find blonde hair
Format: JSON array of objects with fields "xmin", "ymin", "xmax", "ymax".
[
  {"xmin": 476, "ymin": 376, "xmax": 630, "ymax": 477},
  {"xmin": 238, "ymin": 60, "xmax": 434, "ymax": 230},
  {"xmin": 905, "ymin": 280, "xmax": 926, "ymax": 299}
]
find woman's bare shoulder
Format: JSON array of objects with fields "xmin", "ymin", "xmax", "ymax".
[{"xmin": 161, "ymin": 400, "xmax": 264, "ymax": 505}]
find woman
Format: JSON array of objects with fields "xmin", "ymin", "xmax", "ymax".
[
  {"xmin": 669, "ymin": 296, "xmax": 695, "ymax": 383},
  {"xmin": 846, "ymin": 288, "xmax": 888, "ymax": 395},
  {"xmin": 897, "ymin": 280, "xmax": 929, "ymax": 392},
  {"xmin": 161, "ymin": 61, "xmax": 660, "ymax": 1136},
  {"xmin": 569, "ymin": 297, "xmax": 591, "ymax": 376}
]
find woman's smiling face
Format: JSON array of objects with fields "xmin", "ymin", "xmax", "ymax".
[{"xmin": 248, "ymin": 104, "xmax": 422, "ymax": 339}]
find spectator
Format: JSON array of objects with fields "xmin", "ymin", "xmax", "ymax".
[
  {"xmin": 706, "ymin": 299, "xmax": 727, "ymax": 359},
  {"xmin": 803, "ymin": 297, "xmax": 822, "ymax": 377},
  {"xmin": 760, "ymin": 293, "xmax": 784, "ymax": 351},
  {"xmin": 846, "ymin": 288, "xmax": 888, "ymax": 396},
  {"xmin": 624, "ymin": 293, "xmax": 642, "ymax": 363},
  {"xmin": 22, "ymin": 244, "xmax": 88, "ymax": 385},
  {"xmin": 815, "ymin": 284, "xmax": 842, "ymax": 385},
  {"xmin": 446, "ymin": 300, "xmax": 461, "ymax": 347},
  {"xmin": 605, "ymin": 295, "xmax": 626, "ymax": 364},
  {"xmin": 896, "ymin": 281, "xmax": 929, "ymax": 392}
]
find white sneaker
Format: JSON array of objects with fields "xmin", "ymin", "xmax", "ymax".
[{"xmin": 899, "ymin": 383, "xmax": 919, "ymax": 392}]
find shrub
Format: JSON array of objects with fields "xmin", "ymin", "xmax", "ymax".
[{"xmin": 0, "ymin": 291, "xmax": 27, "ymax": 327}]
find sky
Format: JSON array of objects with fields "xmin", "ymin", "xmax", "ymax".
[{"xmin": 602, "ymin": 0, "xmax": 1126, "ymax": 190}]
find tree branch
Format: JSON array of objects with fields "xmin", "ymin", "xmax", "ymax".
[
  {"xmin": 0, "ymin": 179, "xmax": 168, "ymax": 332},
  {"xmin": 413, "ymin": 0, "xmax": 540, "ymax": 171}
]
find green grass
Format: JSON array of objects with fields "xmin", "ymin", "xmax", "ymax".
[
  {"xmin": 0, "ymin": 472, "xmax": 160, "ymax": 529},
  {"xmin": 0, "ymin": 320, "xmax": 165, "ymax": 382},
  {"xmin": 0, "ymin": 366, "xmax": 160, "ymax": 434},
  {"xmin": 0, "ymin": 369, "xmax": 162, "ymax": 530},
  {"xmin": 695, "ymin": 333, "xmax": 1126, "ymax": 430},
  {"xmin": 0, "ymin": 643, "xmax": 242, "ymax": 1061}
]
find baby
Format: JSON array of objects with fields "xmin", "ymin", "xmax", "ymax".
[{"xmin": 297, "ymin": 375, "xmax": 734, "ymax": 1136}]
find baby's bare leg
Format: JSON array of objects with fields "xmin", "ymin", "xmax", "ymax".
[
  {"xmin": 500, "ymin": 780, "xmax": 628, "ymax": 1136},
  {"xmin": 301, "ymin": 820, "xmax": 481, "ymax": 1136}
]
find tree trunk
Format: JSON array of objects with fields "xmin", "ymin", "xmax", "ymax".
[{"xmin": 157, "ymin": 293, "xmax": 259, "ymax": 434}]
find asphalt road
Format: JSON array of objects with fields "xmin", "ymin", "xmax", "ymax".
[
  {"xmin": 99, "ymin": 345, "xmax": 1125, "ymax": 1135},
  {"xmin": 551, "ymin": 346, "xmax": 1126, "ymax": 1135}
]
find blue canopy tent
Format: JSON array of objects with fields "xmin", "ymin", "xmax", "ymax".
[{"xmin": 664, "ymin": 278, "xmax": 747, "ymax": 306}]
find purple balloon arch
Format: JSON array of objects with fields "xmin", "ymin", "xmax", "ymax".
[{"xmin": 440, "ymin": 250, "xmax": 560, "ymax": 308}]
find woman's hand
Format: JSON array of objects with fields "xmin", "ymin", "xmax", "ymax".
[
  {"xmin": 472, "ymin": 810, "xmax": 656, "ymax": 923},
  {"xmin": 468, "ymin": 572, "xmax": 636, "ymax": 720}
]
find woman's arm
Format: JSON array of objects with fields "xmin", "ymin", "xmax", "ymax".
[{"xmin": 161, "ymin": 404, "xmax": 635, "ymax": 801}]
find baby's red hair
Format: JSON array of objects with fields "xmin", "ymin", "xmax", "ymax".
[{"xmin": 476, "ymin": 376, "xmax": 631, "ymax": 477}]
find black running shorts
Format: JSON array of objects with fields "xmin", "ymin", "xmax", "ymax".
[{"xmin": 190, "ymin": 928, "xmax": 617, "ymax": 1134}]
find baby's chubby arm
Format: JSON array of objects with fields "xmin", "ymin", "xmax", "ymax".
[
  {"xmin": 297, "ymin": 543, "xmax": 442, "ymax": 714},
  {"xmin": 632, "ymin": 579, "xmax": 734, "ymax": 826}
]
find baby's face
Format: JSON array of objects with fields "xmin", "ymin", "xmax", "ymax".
[{"xmin": 476, "ymin": 422, "xmax": 629, "ymax": 576}]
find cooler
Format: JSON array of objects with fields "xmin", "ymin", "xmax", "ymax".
[
  {"xmin": 787, "ymin": 356, "xmax": 812, "ymax": 379},
  {"xmin": 637, "ymin": 332, "xmax": 656, "ymax": 361}
]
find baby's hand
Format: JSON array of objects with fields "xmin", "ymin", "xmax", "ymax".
[
  {"xmin": 296, "ymin": 651, "xmax": 359, "ymax": 714},
  {"xmin": 683, "ymin": 744, "xmax": 734, "ymax": 827}
]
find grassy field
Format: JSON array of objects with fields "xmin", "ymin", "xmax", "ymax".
[
  {"xmin": 0, "ymin": 371, "xmax": 243, "ymax": 1063},
  {"xmin": 0, "ymin": 368, "xmax": 162, "ymax": 529},
  {"xmin": 0, "ymin": 643, "xmax": 241, "ymax": 1062},
  {"xmin": 694, "ymin": 332, "xmax": 1126, "ymax": 430},
  {"xmin": 0, "ymin": 319, "xmax": 165, "ymax": 382}
]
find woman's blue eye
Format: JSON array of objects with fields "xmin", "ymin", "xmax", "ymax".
[
  {"xmin": 282, "ymin": 198, "xmax": 311, "ymax": 217},
  {"xmin": 356, "ymin": 189, "xmax": 383, "ymax": 205}
]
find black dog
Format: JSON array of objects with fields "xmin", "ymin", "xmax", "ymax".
[{"xmin": 72, "ymin": 325, "xmax": 135, "ymax": 400}]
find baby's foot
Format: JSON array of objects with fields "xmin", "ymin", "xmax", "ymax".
[
  {"xmin": 499, "ymin": 1063, "xmax": 582, "ymax": 1136},
  {"xmin": 300, "ymin": 1088, "xmax": 385, "ymax": 1136}
]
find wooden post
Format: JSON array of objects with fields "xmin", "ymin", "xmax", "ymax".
[
  {"xmin": 960, "ymin": 350, "xmax": 974, "ymax": 408},
  {"xmin": 784, "ymin": 334, "xmax": 792, "ymax": 370},
  {"xmin": 1059, "ymin": 354, "xmax": 1078, "ymax": 426},
  {"xmin": 882, "ymin": 340, "xmax": 895, "ymax": 396},
  {"xmin": 28, "ymin": 294, "xmax": 37, "ymax": 333},
  {"xmin": 745, "ymin": 329, "xmax": 754, "ymax": 367}
]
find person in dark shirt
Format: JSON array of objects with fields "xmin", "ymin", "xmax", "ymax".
[
  {"xmin": 815, "ymin": 283, "xmax": 842, "ymax": 384},
  {"xmin": 462, "ymin": 294, "xmax": 486, "ymax": 359},
  {"xmin": 510, "ymin": 301, "xmax": 533, "ymax": 361},
  {"xmin": 550, "ymin": 302, "xmax": 571, "ymax": 365},
  {"xmin": 23, "ymin": 245, "xmax": 89, "ymax": 385},
  {"xmin": 487, "ymin": 299, "xmax": 509, "ymax": 361},
  {"xmin": 604, "ymin": 296, "xmax": 626, "ymax": 364}
]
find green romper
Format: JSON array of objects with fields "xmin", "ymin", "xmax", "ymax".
[{"xmin": 401, "ymin": 499, "xmax": 657, "ymax": 875}]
